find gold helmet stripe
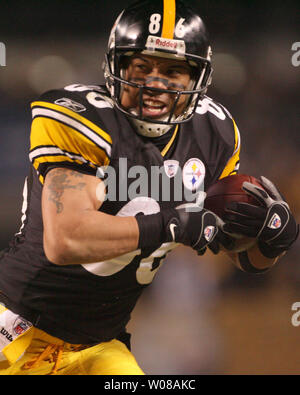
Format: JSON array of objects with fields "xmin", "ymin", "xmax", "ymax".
[{"xmin": 161, "ymin": 0, "xmax": 176, "ymax": 39}]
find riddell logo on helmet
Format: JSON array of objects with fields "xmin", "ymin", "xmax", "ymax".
[
  {"xmin": 146, "ymin": 36, "xmax": 186, "ymax": 55},
  {"xmin": 155, "ymin": 38, "xmax": 177, "ymax": 50}
]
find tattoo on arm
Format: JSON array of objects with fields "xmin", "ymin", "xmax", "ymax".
[{"xmin": 46, "ymin": 169, "xmax": 87, "ymax": 214}]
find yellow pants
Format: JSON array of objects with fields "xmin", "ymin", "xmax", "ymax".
[{"xmin": 0, "ymin": 327, "xmax": 144, "ymax": 375}]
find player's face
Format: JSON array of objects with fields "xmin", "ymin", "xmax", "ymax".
[{"xmin": 120, "ymin": 55, "xmax": 193, "ymax": 120}]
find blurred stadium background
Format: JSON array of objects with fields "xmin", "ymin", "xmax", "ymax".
[{"xmin": 0, "ymin": 0, "xmax": 299, "ymax": 374}]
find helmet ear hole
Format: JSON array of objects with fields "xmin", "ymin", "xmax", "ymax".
[{"xmin": 119, "ymin": 55, "xmax": 131, "ymax": 70}]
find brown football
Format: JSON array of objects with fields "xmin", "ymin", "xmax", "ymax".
[
  {"xmin": 204, "ymin": 174, "xmax": 263, "ymax": 219},
  {"xmin": 204, "ymin": 174, "xmax": 264, "ymax": 252}
]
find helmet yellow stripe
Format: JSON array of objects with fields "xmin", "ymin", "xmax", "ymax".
[{"xmin": 161, "ymin": 0, "xmax": 176, "ymax": 39}]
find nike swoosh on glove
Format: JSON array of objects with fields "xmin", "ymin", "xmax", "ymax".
[{"xmin": 223, "ymin": 176, "xmax": 299, "ymax": 258}]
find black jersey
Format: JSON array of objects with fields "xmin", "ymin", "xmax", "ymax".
[{"xmin": 0, "ymin": 84, "xmax": 240, "ymax": 344}]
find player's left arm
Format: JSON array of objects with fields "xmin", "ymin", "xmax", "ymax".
[
  {"xmin": 214, "ymin": 112, "xmax": 298, "ymax": 272},
  {"xmin": 223, "ymin": 176, "xmax": 299, "ymax": 272}
]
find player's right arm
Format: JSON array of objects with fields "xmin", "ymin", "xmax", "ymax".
[
  {"xmin": 29, "ymin": 89, "xmax": 141, "ymax": 265},
  {"xmin": 42, "ymin": 168, "xmax": 140, "ymax": 265}
]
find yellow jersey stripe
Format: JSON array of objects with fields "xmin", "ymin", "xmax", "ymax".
[
  {"xmin": 219, "ymin": 151, "xmax": 240, "ymax": 180},
  {"xmin": 30, "ymin": 117, "xmax": 110, "ymax": 169},
  {"xmin": 32, "ymin": 155, "xmax": 84, "ymax": 171},
  {"xmin": 161, "ymin": 124, "xmax": 178, "ymax": 157},
  {"xmin": 31, "ymin": 101, "xmax": 112, "ymax": 146},
  {"xmin": 219, "ymin": 119, "xmax": 241, "ymax": 179},
  {"xmin": 162, "ymin": 0, "xmax": 176, "ymax": 39},
  {"xmin": 232, "ymin": 118, "xmax": 241, "ymax": 154},
  {"xmin": 31, "ymin": 107, "xmax": 111, "ymax": 158},
  {"xmin": 29, "ymin": 146, "xmax": 97, "ymax": 168}
]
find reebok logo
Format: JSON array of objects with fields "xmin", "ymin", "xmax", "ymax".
[{"xmin": 54, "ymin": 98, "xmax": 86, "ymax": 113}]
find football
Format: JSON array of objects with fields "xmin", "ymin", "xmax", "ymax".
[
  {"xmin": 204, "ymin": 174, "xmax": 263, "ymax": 219},
  {"xmin": 204, "ymin": 174, "xmax": 264, "ymax": 252}
]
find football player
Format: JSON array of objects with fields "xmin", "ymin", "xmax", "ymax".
[{"xmin": 0, "ymin": 0, "xmax": 298, "ymax": 375}]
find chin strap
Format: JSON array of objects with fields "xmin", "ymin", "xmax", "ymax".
[{"xmin": 129, "ymin": 117, "xmax": 173, "ymax": 137}]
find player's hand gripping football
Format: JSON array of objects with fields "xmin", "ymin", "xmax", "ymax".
[
  {"xmin": 223, "ymin": 176, "xmax": 299, "ymax": 258},
  {"xmin": 137, "ymin": 205, "xmax": 235, "ymax": 255},
  {"xmin": 166, "ymin": 207, "xmax": 235, "ymax": 255}
]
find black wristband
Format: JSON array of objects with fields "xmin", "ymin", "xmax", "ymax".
[
  {"xmin": 135, "ymin": 209, "xmax": 179, "ymax": 249},
  {"xmin": 136, "ymin": 211, "xmax": 170, "ymax": 249},
  {"xmin": 135, "ymin": 213, "xmax": 164, "ymax": 249},
  {"xmin": 238, "ymin": 251, "xmax": 270, "ymax": 274}
]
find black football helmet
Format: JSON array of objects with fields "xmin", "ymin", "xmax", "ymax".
[{"xmin": 104, "ymin": 0, "xmax": 213, "ymax": 136}]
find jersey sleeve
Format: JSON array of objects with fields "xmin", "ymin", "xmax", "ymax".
[
  {"xmin": 218, "ymin": 117, "xmax": 241, "ymax": 179},
  {"xmin": 29, "ymin": 89, "xmax": 112, "ymax": 184}
]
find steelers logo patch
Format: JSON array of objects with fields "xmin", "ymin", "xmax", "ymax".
[{"xmin": 183, "ymin": 158, "xmax": 205, "ymax": 191}]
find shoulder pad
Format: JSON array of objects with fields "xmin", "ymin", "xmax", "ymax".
[
  {"xmin": 195, "ymin": 96, "xmax": 237, "ymax": 148},
  {"xmin": 30, "ymin": 84, "xmax": 113, "ymax": 183},
  {"xmin": 36, "ymin": 84, "xmax": 113, "ymax": 113},
  {"xmin": 193, "ymin": 96, "xmax": 241, "ymax": 179}
]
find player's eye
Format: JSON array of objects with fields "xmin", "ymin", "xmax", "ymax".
[
  {"xmin": 134, "ymin": 63, "xmax": 149, "ymax": 73},
  {"xmin": 167, "ymin": 68, "xmax": 185, "ymax": 77}
]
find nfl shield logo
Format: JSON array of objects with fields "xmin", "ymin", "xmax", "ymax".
[
  {"xmin": 204, "ymin": 226, "xmax": 215, "ymax": 242},
  {"xmin": 268, "ymin": 213, "xmax": 282, "ymax": 229},
  {"xmin": 164, "ymin": 160, "xmax": 179, "ymax": 178},
  {"xmin": 13, "ymin": 318, "xmax": 32, "ymax": 336}
]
